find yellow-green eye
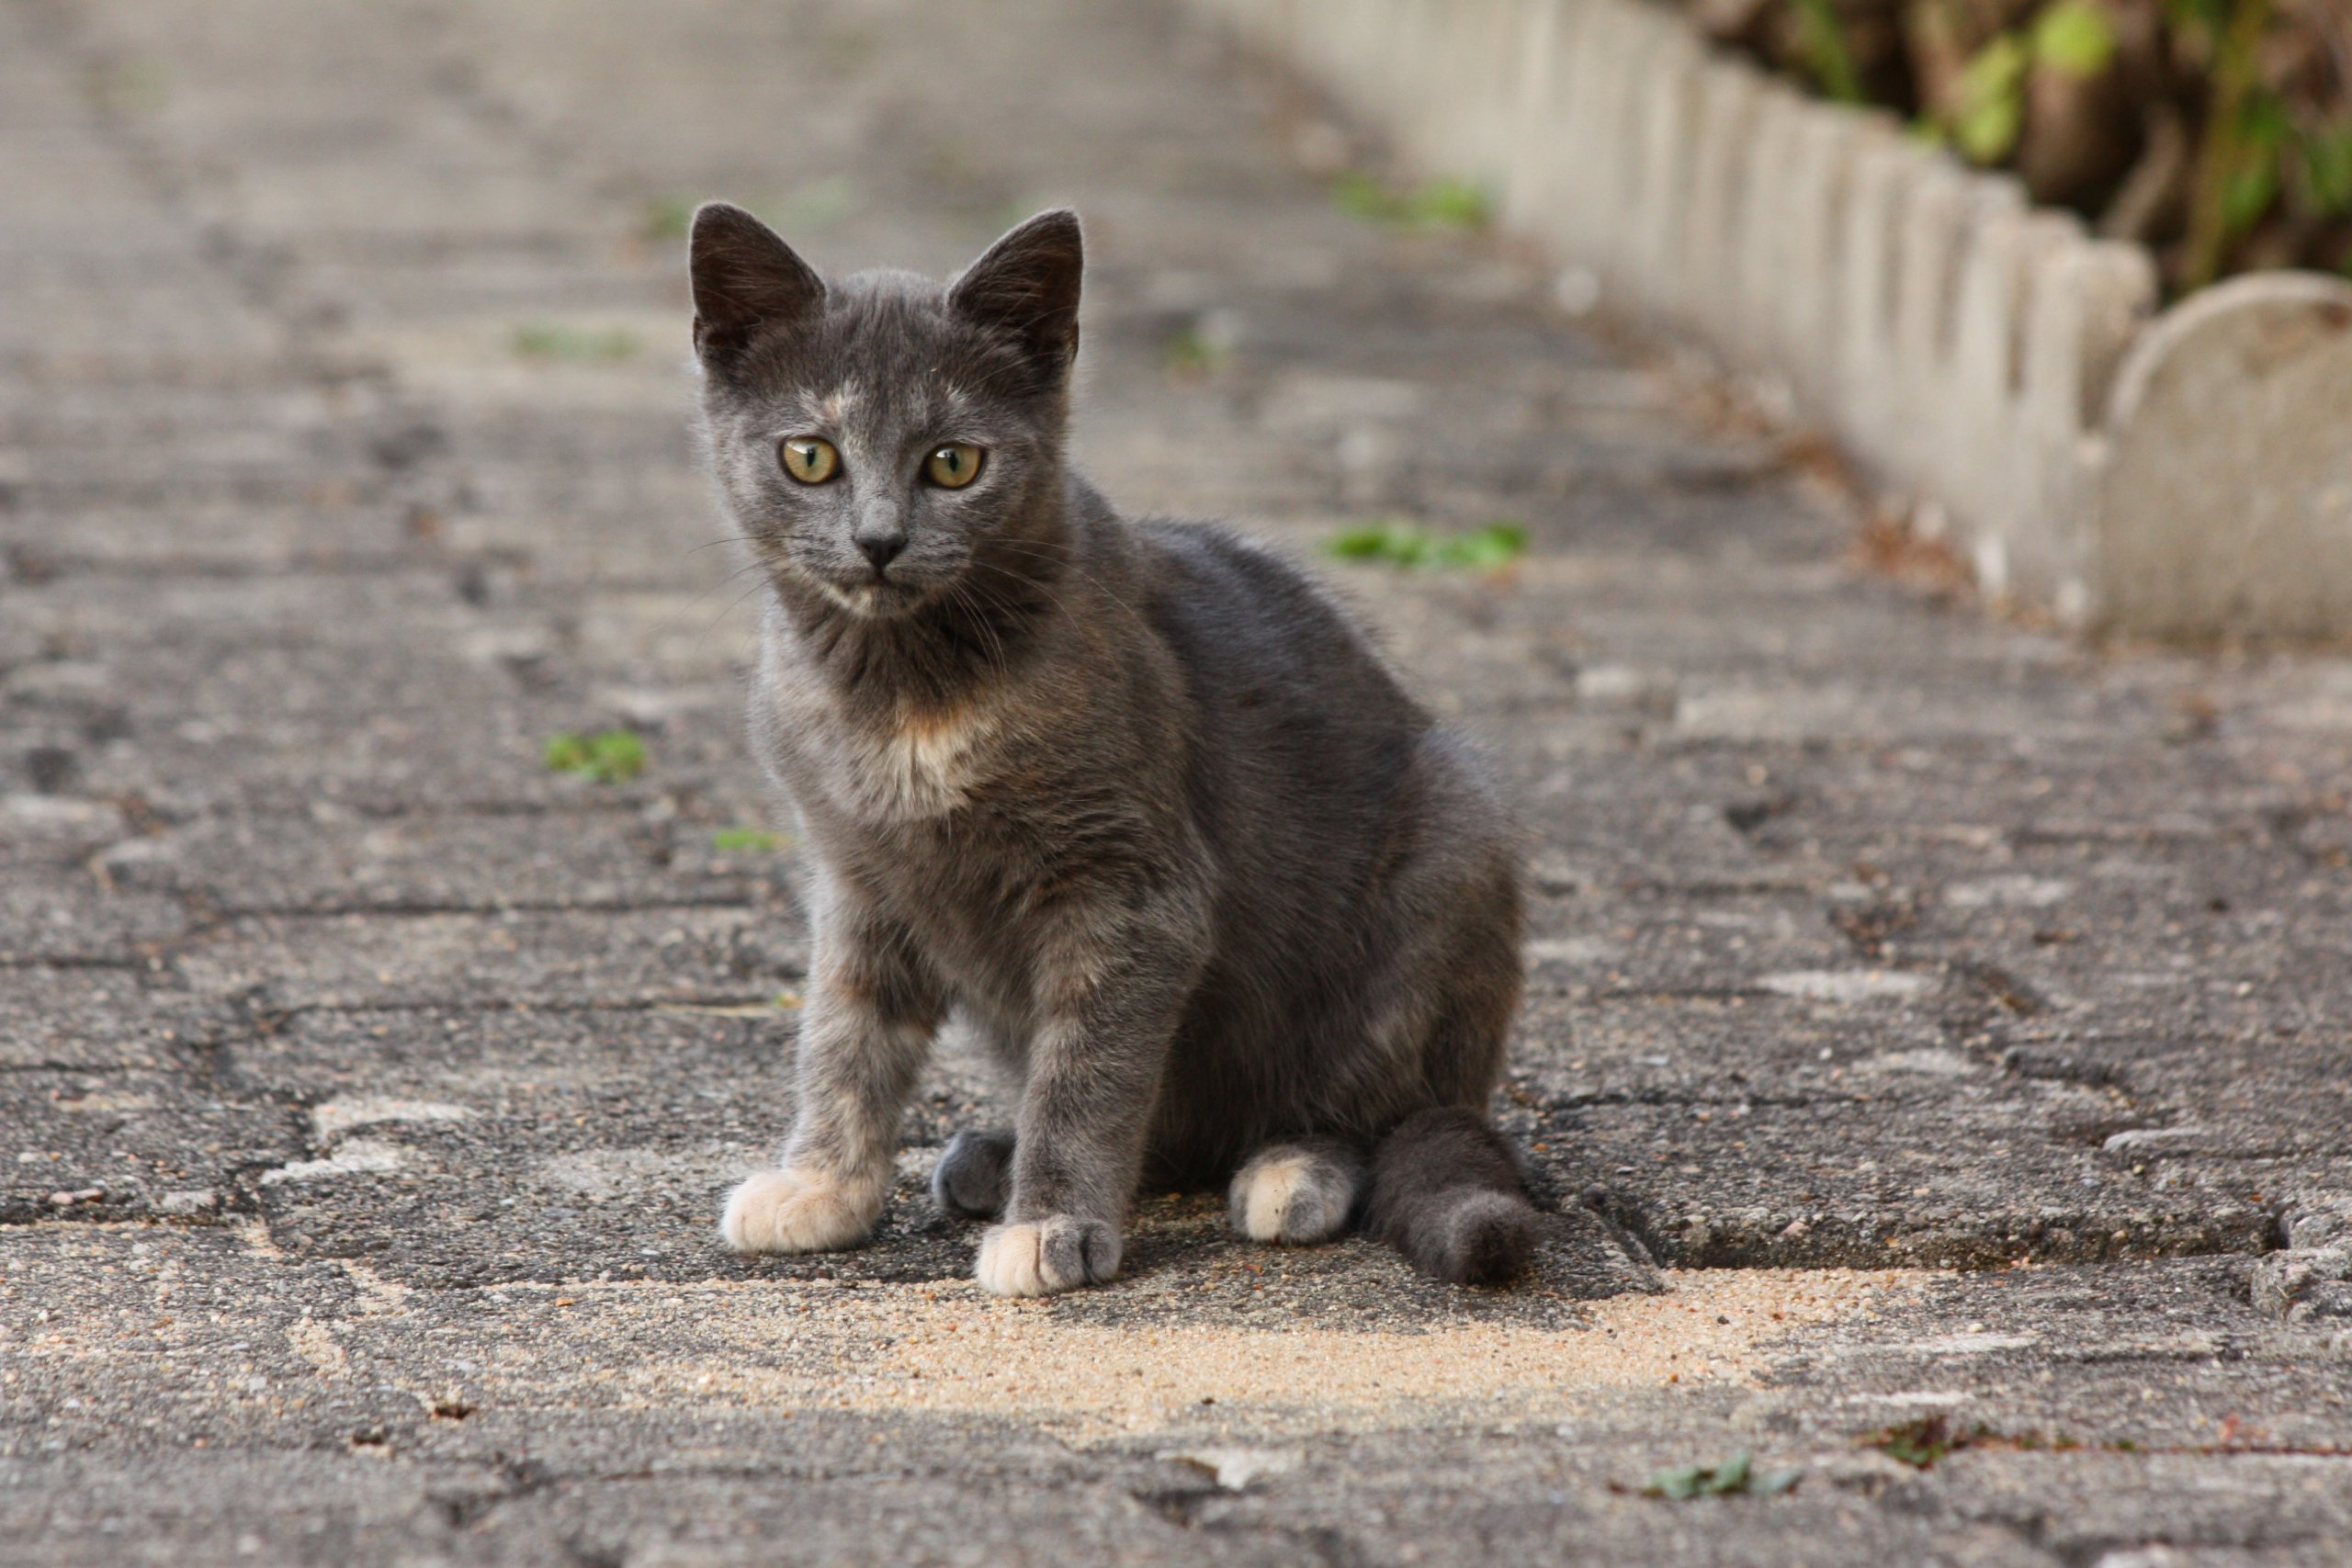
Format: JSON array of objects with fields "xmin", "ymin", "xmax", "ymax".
[
  {"xmin": 924, "ymin": 442, "xmax": 984, "ymax": 489},
  {"xmin": 780, "ymin": 436, "xmax": 840, "ymax": 484}
]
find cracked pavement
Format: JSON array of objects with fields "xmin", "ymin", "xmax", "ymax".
[{"xmin": 6, "ymin": 0, "xmax": 2352, "ymax": 1562}]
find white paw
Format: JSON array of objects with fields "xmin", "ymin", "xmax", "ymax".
[
  {"xmin": 1229, "ymin": 1150, "xmax": 1355, "ymax": 1245},
  {"xmin": 974, "ymin": 1215, "xmax": 1121, "ymax": 1297},
  {"xmin": 718, "ymin": 1167, "xmax": 879, "ymax": 1254}
]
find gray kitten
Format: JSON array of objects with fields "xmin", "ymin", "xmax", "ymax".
[{"xmin": 692, "ymin": 202, "xmax": 1536, "ymax": 1295}]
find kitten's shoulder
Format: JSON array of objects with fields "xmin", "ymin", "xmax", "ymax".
[
  {"xmin": 1119, "ymin": 513, "xmax": 1406, "ymax": 693},
  {"xmin": 1128, "ymin": 514, "xmax": 1333, "ymax": 614}
]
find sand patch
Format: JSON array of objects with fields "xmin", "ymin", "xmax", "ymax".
[
  {"xmin": 395, "ymin": 1268, "xmax": 1931, "ymax": 1438},
  {"xmin": 840, "ymin": 1269, "xmax": 1917, "ymax": 1433}
]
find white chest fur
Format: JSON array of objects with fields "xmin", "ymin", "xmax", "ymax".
[
  {"xmin": 841, "ymin": 704, "xmax": 996, "ymax": 820},
  {"xmin": 753, "ymin": 625, "xmax": 1000, "ymax": 824}
]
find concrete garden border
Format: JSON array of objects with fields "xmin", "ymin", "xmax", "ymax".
[{"xmin": 1189, "ymin": 0, "xmax": 2352, "ymax": 638}]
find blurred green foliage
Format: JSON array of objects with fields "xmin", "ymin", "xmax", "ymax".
[
  {"xmin": 1331, "ymin": 172, "xmax": 1494, "ymax": 231},
  {"xmin": 1641, "ymin": 1451, "xmax": 1802, "ymax": 1499},
  {"xmin": 1329, "ymin": 519, "xmax": 1529, "ymax": 570},
  {"xmin": 544, "ymin": 729, "xmax": 647, "ymax": 783},
  {"xmin": 514, "ymin": 323, "xmax": 639, "ymax": 361}
]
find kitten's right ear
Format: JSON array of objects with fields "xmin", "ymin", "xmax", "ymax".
[{"xmin": 688, "ymin": 202, "xmax": 825, "ymax": 366}]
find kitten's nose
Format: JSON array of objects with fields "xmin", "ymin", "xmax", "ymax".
[{"xmin": 852, "ymin": 502, "xmax": 907, "ymax": 576}]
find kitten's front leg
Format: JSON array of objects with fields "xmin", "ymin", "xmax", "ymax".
[
  {"xmin": 975, "ymin": 908, "xmax": 1204, "ymax": 1297},
  {"xmin": 720, "ymin": 900, "xmax": 942, "ymax": 1255}
]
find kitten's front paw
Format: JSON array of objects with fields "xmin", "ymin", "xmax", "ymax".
[
  {"xmin": 974, "ymin": 1215, "xmax": 1121, "ymax": 1297},
  {"xmin": 718, "ymin": 1167, "xmax": 879, "ymax": 1254}
]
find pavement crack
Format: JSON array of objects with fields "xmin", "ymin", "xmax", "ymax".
[
  {"xmin": 1953, "ymin": 960, "xmax": 2053, "ymax": 1017},
  {"xmin": 430, "ymin": 1454, "xmax": 559, "ymax": 1532}
]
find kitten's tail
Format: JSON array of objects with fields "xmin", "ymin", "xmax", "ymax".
[{"xmin": 1363, "ymin": 1106, "xmax": 1540, "ymax": 1285}]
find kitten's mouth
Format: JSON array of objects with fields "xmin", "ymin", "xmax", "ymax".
[{"xmin": 813, "ymin": 571, "xmax": 923, "ymax": 619}]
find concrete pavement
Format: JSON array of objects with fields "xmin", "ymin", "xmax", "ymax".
[{"xmin": 6, "ymin": 0, "xmax": 2352, "ymax": 1561}]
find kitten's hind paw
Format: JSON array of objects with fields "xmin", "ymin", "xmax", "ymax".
[
  {"xmin": 718, "ymin": 1167, "xmax": 879, "ymax": 1254},
  {"xmin": 974, "ymin": 1215, "xmax": 1120, "ymax": 1296},
  {"xmin": 1228, "ymin": 1139, "xmax": 1363, "ymax": 1245},
  {"xmin": 931, "ymin": 1129, "xmax": 1014, "ymax": 1220}
]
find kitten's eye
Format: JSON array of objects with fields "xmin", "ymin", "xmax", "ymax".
[
  {"xmin": 923, "ymin": 442, "xmax": 985, "ymax": 489},
  {"xmin": 779, "ymin": 436, "xmax": 840, "ymax": 484}
]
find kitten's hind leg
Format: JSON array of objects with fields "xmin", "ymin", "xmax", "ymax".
[
  {"xmin": 1227, "ymin": 1137, "xmax": 1365, "ymax": 1245},
  {"xmin": 931, "ymin": 1128, "xmax": 1014, "ymax": 1220}
]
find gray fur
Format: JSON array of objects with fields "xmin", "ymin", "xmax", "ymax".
[
  {"xmin": 1365, "ymin": 1107, "xmax": 1541, "ymax": 1285},
  {"xmin": 932, "ymin": 1127, "xmax": 1014, "ymax": 1220},
  {"xmin": 691, "ymin": 202, "xmax": 1534, "ymax": 1292}
]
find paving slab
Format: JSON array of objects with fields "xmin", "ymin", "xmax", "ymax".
[
  {"xmin": 98, "ymin": 808, "xmax": 790, "ymax": 917},
  {"xmin": 2, "ymin": 1076, "xmax": 304, "ymax": 1224},
  {"xmin": 0, "ymin": 966, "xmax": 235, "ymax": 1071},
  {"xmin": 175, "ymin": 907, "xmax": 805, "ymax": 1014}
]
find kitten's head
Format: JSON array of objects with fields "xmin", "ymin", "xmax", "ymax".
[{"xmin": 688, "ymin": 203, "xmax": 1082, "ymax": 621}]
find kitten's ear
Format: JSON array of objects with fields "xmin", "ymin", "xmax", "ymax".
[
  {"xmin": 688, "ymin": 201, "xmax": 825, "ymax": 366},
  {"xmin": 950, "ymin": 209, "xmax": 1083, "ymax": 377}
]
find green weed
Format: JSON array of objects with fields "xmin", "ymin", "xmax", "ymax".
[
  {"xmin": 1331, "ymin": 172, "xmax": 1493, "ymax": 231},
  {"xmin": 1871, "ymin": 1415, "xmax": 1977, "ymax": 1469},
  {"xmin": 514, "ymin": 323, "xmax": 640, "ymax": 362},
  {"xmin": 1161, "ymin": 327, "xmax": 1231, "ymax": 378},
  {"xmin": 1641, "ymin": 1451, "xmax": 1801, "ymax": 1500},
  {"xmin": 1328, "ymin": 519, "xmax": 1528, "ymax": 571},
  {"xmin": 544, "ymin": 729, "xmax": 647, "ymax": 784},
  {"xmin": 1867, "ymin": 1414, "xmax": 2089, "ymax": 1468},
  {"xmin": 711, "ymin": 827, "xmax": 786, "ymax": 853},
  {"xmin": 1792, "ymin": 0, "xmax": 1862, "ymax": 103}
]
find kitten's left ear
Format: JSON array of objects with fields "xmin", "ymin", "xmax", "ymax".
[{"xmin": 950, "ymin": 209, "xmax": 1083, "ymax": 377}]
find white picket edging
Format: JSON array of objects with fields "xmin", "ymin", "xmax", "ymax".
[{"xmin": 1190, "ymin": 0, "xmax": 2352, "ymax": 637}]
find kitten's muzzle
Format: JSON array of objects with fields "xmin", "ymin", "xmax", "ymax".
[{"xmin": 854, "ymin": 499, "xmax": 909, "ymax": 578}]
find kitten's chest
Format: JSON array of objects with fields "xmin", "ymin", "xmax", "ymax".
[
  {"xmin": 828, "ymin": 705, "xmax": 1000, "ymax": 822},
  {"xmin": 752, "ymin": 661, "xmax": 1002, "ymax": 827}
]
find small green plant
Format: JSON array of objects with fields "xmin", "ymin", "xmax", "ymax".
[
  {"xmin": 1642, "ymin": 1451, "xmax": 1800, "ymax": 1499},
  {"xmin": 1867, "ymin": 1414, "xmax": 2089, "ymax": 1467},
  {"xmin": 544, "ymin": 729, "xmax": 647, "ymax": 784},
  {"xmin": 711, "ymin": 827, "xmax": 786, "ymax": 853},
  {"xmin": 1161, "ymin": 327, "xmax": 1231, "ymax": 378},
  {"xmin": 1871, "ymin": 1415, "xmax": 1978, "ymax": 1469},
  {"xmin": 514, "ymin": 323, "xmax": 640, "ymax": 362},
  {"xmin": 2179, "ymin": 0, "xmax": 2278, "ymax": 288},
  {"xmin": 1924, "ymin": 0, "xmax": 2120, "ymax": 167},
  {"xmin": 1951, "ymin": 33, "xmax": 2030, "ymax": 164},
  {"xmin": 1791, "ymin": 0, "xmax": 1862, "ymax": 104},
  {"xmin": 2293, "ymin": 123, "xmax": 2352, "ymax": 220},
  {"xmin": 1331, "ymin": 172, "xmax": 1493, "ymax": 231},
  {"xmin": 1329, "ymin": 519, "xmax": 1529, "ymax": 571},
  {"xmin": 2030, "ymin": 0, "xmax": 2119, "ymax": 76}
]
